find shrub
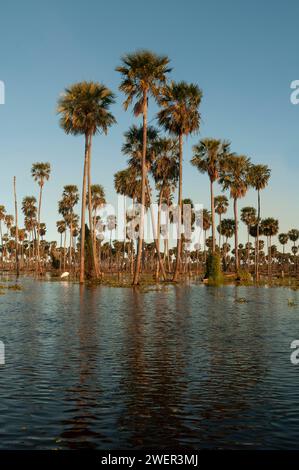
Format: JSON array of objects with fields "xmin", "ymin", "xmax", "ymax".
[{"xmin": 205, "ymin": 253, "xmax": 223, "ymax": 285}]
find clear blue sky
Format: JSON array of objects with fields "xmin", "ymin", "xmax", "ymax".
[{"xmin": 0, "ymin": 0, "xmax": 298, "ymax": 245}]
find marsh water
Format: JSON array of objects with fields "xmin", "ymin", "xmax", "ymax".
[{"xmin": 0, "ymin": 276, "xmax": 299, "ymax": 449}]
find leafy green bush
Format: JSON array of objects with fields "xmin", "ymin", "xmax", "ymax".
[
  {"xmin": 237, "ymin": 269, "xmax": 253, "ymax": 283},
  {"xmin": 205, "ymin": 253, "xmax": 223, "ymax": 285}
]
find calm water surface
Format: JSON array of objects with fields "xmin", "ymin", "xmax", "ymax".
[{"xmin": 0, "ymin": 276, "xmax": 299, "ymax": 449}]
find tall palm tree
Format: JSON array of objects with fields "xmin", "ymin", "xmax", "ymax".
[
  {"xmin": 214, "ymin": 195, "xmax": 229, "ymax": 249},
  {"xmin": 288, "ymin": 229, "xmax": 299, "ymax": 275},
  {"xmin": 202, "ymin": 209, "xmax": 211, "ymax": 263},
  {"xmin": 191, "ymin": 139, "xmax": 229, "ymax": 253},
  {"xmin": 61, "ymin": 185, "xmax": 79, "ymax": 270},
  {"xmin": 220, "ymin": 155, "xmax": 251, "ymax": 272},
  {"xmin": 218, "ymin": 218, "xmax": 235, "ymax": 243},
  {"xmin": 261, "ymin": 217, "xmax": 279, "ymax": 278},
  {"xmin": 288, "ymin": 229, "xmax": 299, "ymax": 248},
  {"xmin": 152, "ymin": 137, "xmax": 179, "ymax": 270},
  {"xmin": 56, "ymin": 220, "xmax": 67, "ymax": 271},
  {"xmin": 158, "ymin": 81, "xmax": 202, "ymax": 281},
  {"xmin": 122, "ymin": 125, "xmax": 167, "ymax": 280},
  {"xmin": 57, "ymin": 81, "xmax": 116, "ymax": 283},
  {"xmin": 89, "ymin": 184, "xmax": 106, "ymax": 273},
  {"xmin": 278, "ymin": 233, "xmax": 289, "ymax": 255},
  {"xmin": 248, "ymin": 164, "xmax": 271, "ymax": 281},
  {"xmin": 241, "ymin": 206, "xmax": 257, "ymax": 269},
  {"xmin": 116, "ymin": 50, "xmax": 171, "ymax": 285},
  {"xmin": 31, "ymin": 162, "xmax": 51, "ymax": 272}
]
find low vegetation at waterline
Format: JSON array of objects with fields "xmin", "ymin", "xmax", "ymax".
[{"xmin": 0, "ymin": 49, "xmax": 298, "ymax": 287}]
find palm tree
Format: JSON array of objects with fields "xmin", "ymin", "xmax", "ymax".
[
  {"xmin": 56, "ymin": 220, "xmax": 67, "ymax": 271},
  {"xmin": 261, "ymin": 218, "xmax": 279, "ymax": 278},
  {"xmin": 22, "ymin": 196, "xmax": 37, "ymax": 266},
  {"xmin": 214, "ymin": 195, "xmax": 229, "ymax": 249},
  {"xmin": 248, "ymin": 164, "xmax": 271, "ymax": 281},
  {"xmin": 61, "ymin": 185, "xmax": 79, "ymax": 270},
  {"xmin": 217, "ymin": 218, "xmax": 235, "ymax": 270},
  {"xmin": 57, "ymin": 81, "xmax": 116, "ymax": 283},
  {"xmin": 158, "ymin": 81, "xmax": 202, "ymax": 281},
  {"xmin": 31, "ymin": 162, "xmax": 51, "ymax": 272},
  {"xmin": 218, "ymin": 218, "xmax": 235, "ymax": 243},
  {"xmin": 122, "ymin": 125, "xmax": 167, "ymax": 280},
  {"xmin": 288, "ymin": 229, "xmax": 299, "ymax": 248},
  {"xmin": 202, "ymin": 209, "xmax": 212, "ymax": 263},
  {"xmin": 191, "ymin": 139, "xmax": 229, "ymax": 253},
  {"xmin": 220, "ymin": 155, "xmax": 251, "ymax": 272},
  {"xmin": 116, "ymin": 50, "xmax": 171, "ymax": 285},
  {"xmin": 288, "ymin": 229, "xmax": 299, "ymax": 275},
  {"xmin": 241, "ymin": 206, "xmax": 257, "ymax": 269},
  {"xmin": 152, "ymin": 137, "xmax": 179, "ymax": 273},
  {"xmin": 278, "ymin": 233, "xmax": 289, "ymax": 255},
  {"xmin": 89, "ymin": 184, "xmax": 106, "ymax": 273}
]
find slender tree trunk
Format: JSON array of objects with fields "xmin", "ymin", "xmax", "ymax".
[
  {"xmin": 145, "ymin": 179, "xmax": 166, "ymax": 281},
  {"xmin": 63, "ymin": 229, "xmax": 67, "ymax": 271},
  {"xmin": 59, "ymin": 232, "xmax": 62, "ymax": 271},
  {"xmin": 87, "ymin": 135, "xmax": 99, "ymax": 279},
  {"xmin": 13, "ymin": 177, "xmax": 19, "ymax": 277},
  {"xmin": 36, "ymin": 183, "xmax": 43, "ymax": 273},
  {"xmin": 211, "ymin": 180, "xmax": 216, "ymax": 253},
  {"xmin": 133, "ymin": 91, "xmax": 147, "ymax": 285},
  {"xmin": 80, "ymin": 133, "xmax": 89, "ymax": 283},
  {"xmin": 233, "ymin": 197, "xmax": 239, "ymax": 272},
  {"xmin": 69, "ymin": 220, "xmax": 73, "ymax": 272},
  {"xmin": 156, "ymin": 189, "xmax": 163, "ymax": 278},
  {"xmin": 269, "ymin": 235, "xmax": 272, "ymax": 280},
  {"xmin": 173, "ymin": 133, "xmax": 183, "ymax": 282},
  {"xmin": 256, "ymin": 190, "xmax": 261, "ymax": 282}
]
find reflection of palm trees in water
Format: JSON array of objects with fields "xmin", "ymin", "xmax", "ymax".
[
  {"xmin": 117, "ymin": 287, "xmax": 192, "ymax": 449},
  {"xmin": 59, "ymin": 285, "xmax": 103, "ymax": 449}
]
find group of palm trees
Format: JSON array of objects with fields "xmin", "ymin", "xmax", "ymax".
[{"xmin": 0, "ymin": 50, "xmax": 298, "ymax": 284}]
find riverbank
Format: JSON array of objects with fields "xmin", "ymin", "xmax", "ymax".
[{"xmin": 1, "ymin": 271, "xmax": 299, "ymax": 291}]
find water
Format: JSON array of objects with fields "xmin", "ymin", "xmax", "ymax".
[{"xmin": 0, "ymin": 277, "xmax": 299, "ymax": 449}]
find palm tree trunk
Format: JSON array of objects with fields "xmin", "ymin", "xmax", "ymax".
[
  {"xmin": 145, "ymin": 179, "xmax": 166, "ymax": 281},
  {"xmin": 79, "ymin": 133, "xmax": 89, "ymax": 283},
  {"xmin": 69, "ymin": 220, "xmax": 73, "ymax": 272},
  {"xmin": 156, "ymin": 188, "xmax": 163, "ymax": 278},
  {"xmin": 13, "ymin": 176, "xmax": 19, "ymax": 277},
  {"xmin": 133, "ymin": 91, "xmax": 147, "ymax": 285},
  {"xmin": 87, "ymin": 135, "xmax": 99, "ymax": 279},
  {"xmin": 269, "ymin": 235, "xmax": 272, "ymax": 280},
  {"xmin": 210, "ymin": 180, "xmax": 216, "ymax": 253},
  {"xmin": 256, "ymin": 189, "xmax": 261, "ymax": 282},
  {"xmin": 63, "ymin": 229, "xmax": 67, "ymax": 271},
  {"xmin": 36, "ymin": 183, "xmax": 43, "ymax": 273},
  {"xmin": 59, "ymin": 232, "xmax": 62, "ymax": 271},
  {"xmin": 173, "ymin": 133, "xmax": 183, "ymax": 282},
  {"xmin": 233, "ymin": 197, "xmax": 239, "ymax": 273}
]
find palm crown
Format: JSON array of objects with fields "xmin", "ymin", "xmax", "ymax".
[
  {"xmin": 57, "ymin": 81, "xmax": 116, "ymax": 136},
  {"xmin": 31, "ymin": 162, "xmax": 51, "ymax": 187},
  {"xmin": 158, "ymin": 81, "xmax": 202, "ymax": 136},
  {"xmin": 116, "ymin": 50, "xmax": 171, "ymax": 113},
  {"xmin": 191, "ymin": 139, "xmax": 230, "ymax": 182}
]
